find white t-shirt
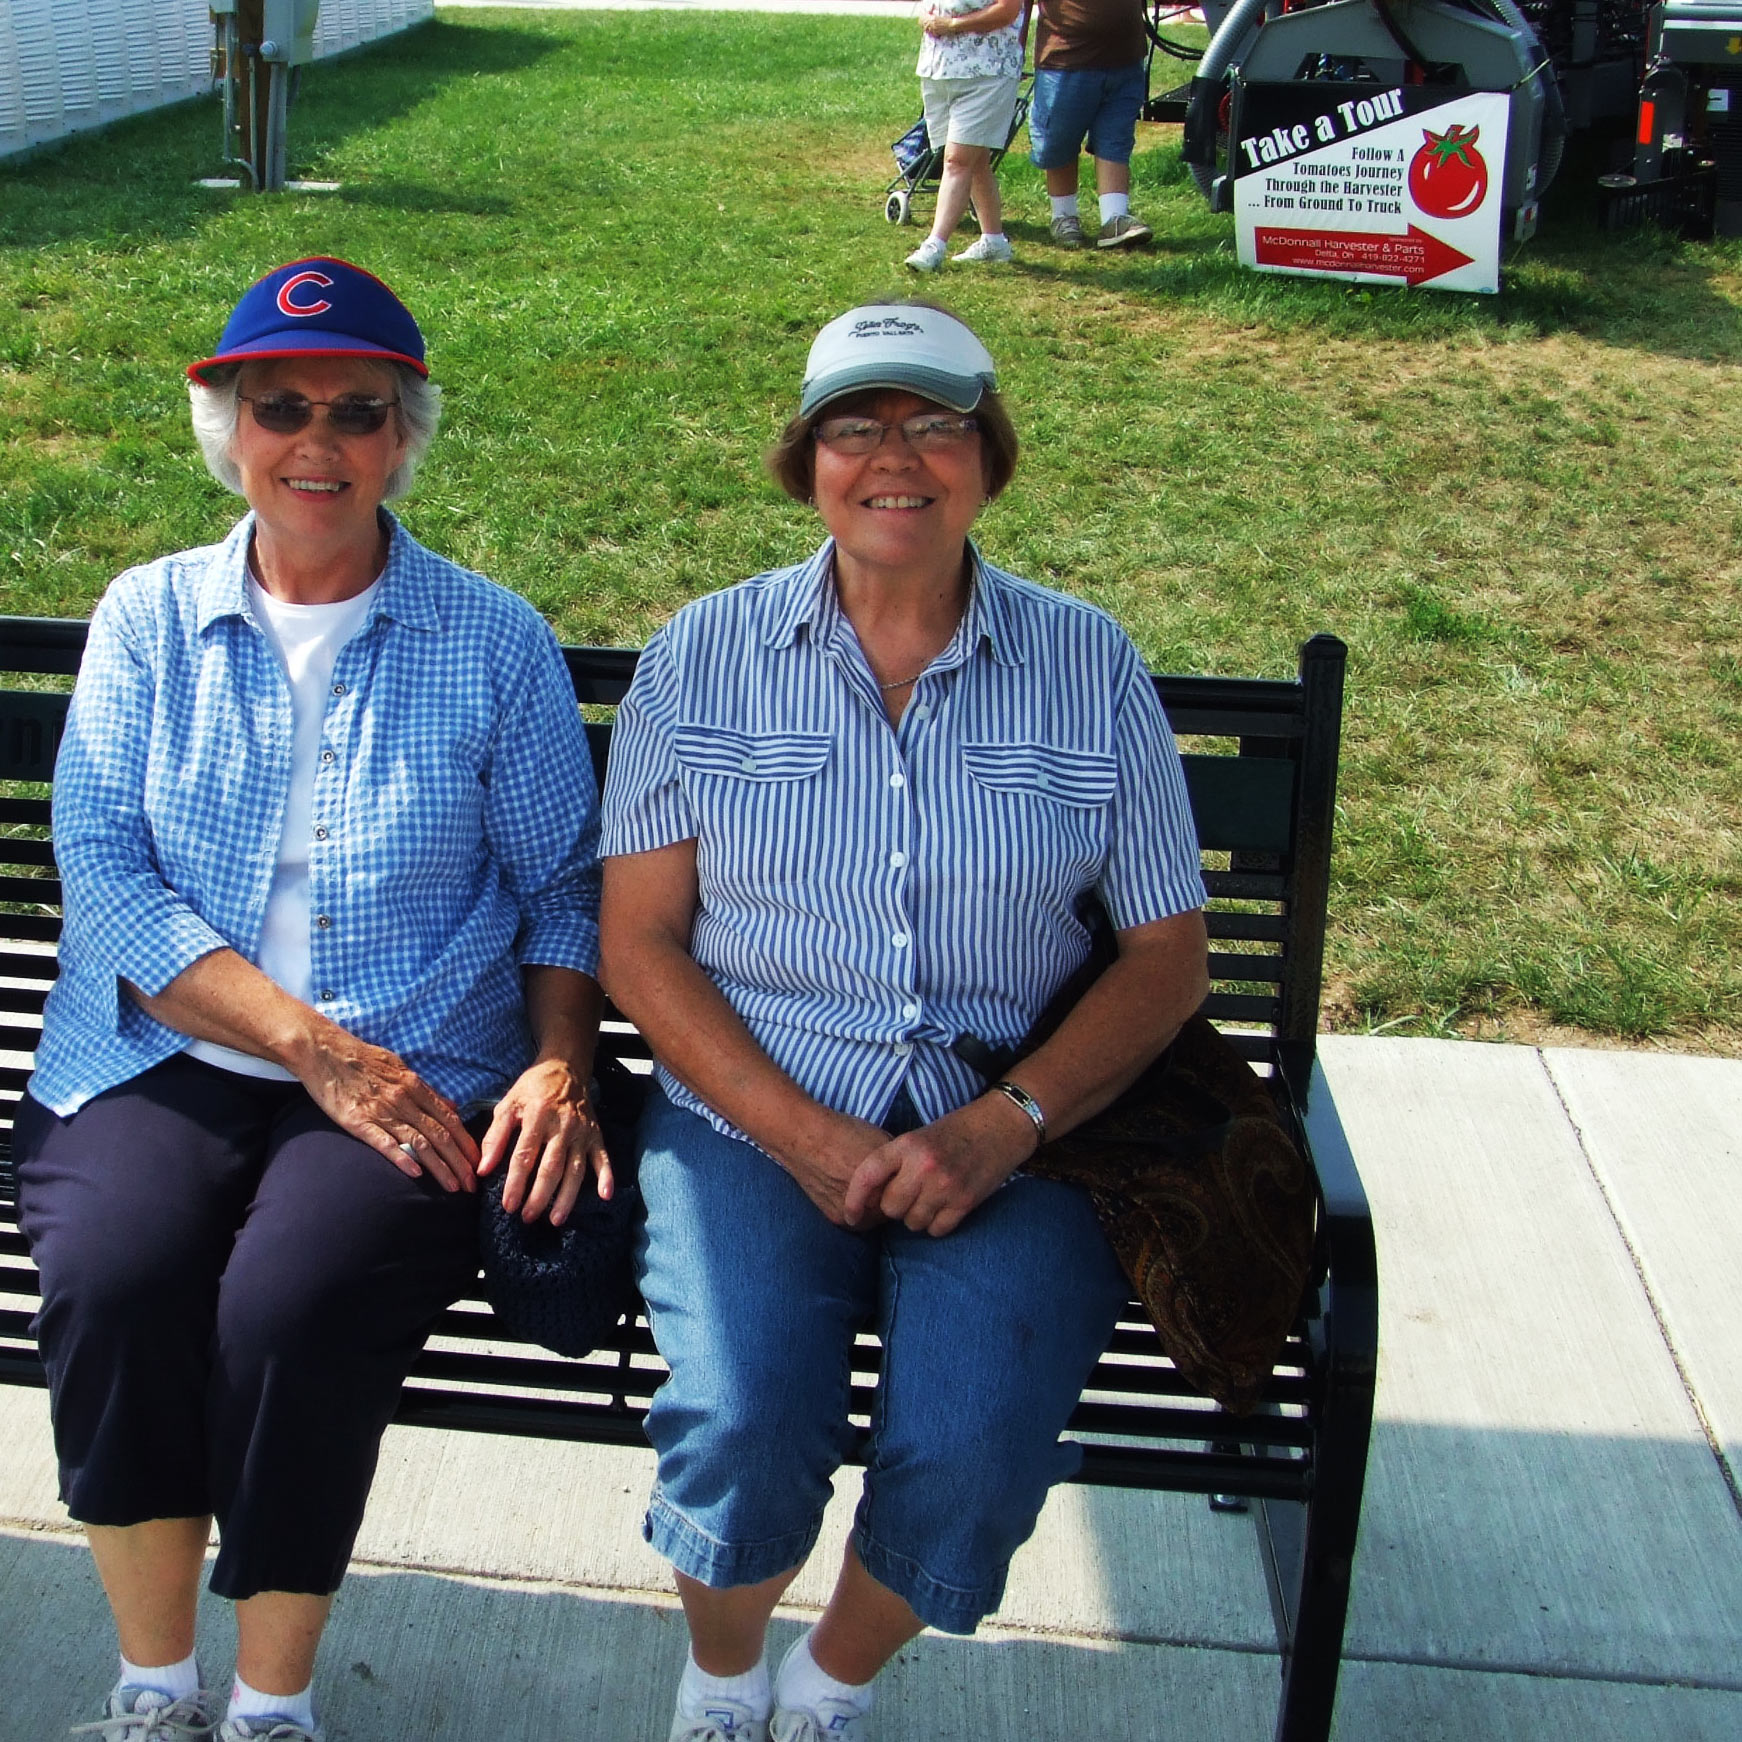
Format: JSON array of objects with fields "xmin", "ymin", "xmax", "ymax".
[{"xmin": 186, "ymin": 575, "xmax": 381, "ymax": 1079}]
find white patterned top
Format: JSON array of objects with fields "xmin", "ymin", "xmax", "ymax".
[{"xmin": 916, "ymin": 0, "xmax": 1024, "ymax": 81}]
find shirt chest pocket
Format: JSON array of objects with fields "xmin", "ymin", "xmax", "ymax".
[
  {"xmin": 961, "ymin": 741, "xmax": 1118, "ymax": 809},
  {"xmin": 674, "ymin": 725, "xmax": 834, "ymax": 890},
  {"xmin": 957, "ymin": 740, "xmax": 1117, "ymax": 901}
]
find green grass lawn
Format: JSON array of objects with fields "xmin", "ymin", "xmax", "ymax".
[{"xmin": 3, "ymin": 7, "xmax": 1740, "ymax": 1049}]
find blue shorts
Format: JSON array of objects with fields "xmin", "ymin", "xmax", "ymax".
[
  {"xmin": 1028, "ymin": 62, "xmax": 1148, "ymax": 169},
  {"xmin": 632, "ymin": 1087, "xmax": 1129, "ymax": 1634}
]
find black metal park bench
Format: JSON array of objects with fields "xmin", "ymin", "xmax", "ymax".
[{"xmin": 0, "ymin": 615, "xmax": 1375, "ymax": 1742}]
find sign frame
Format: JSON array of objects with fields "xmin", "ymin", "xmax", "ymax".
[{"xmin": 1230, "ymin": 78, "xmax": 1512, "ymax": 294}]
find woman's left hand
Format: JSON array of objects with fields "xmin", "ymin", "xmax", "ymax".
[
  {"xmin": 478, "ymin": 1059, "xmax": 613, "ymax": 1226},
  {"xmin": 843, "ymin": 1091, "xmax": 1038, "ymax": 1237}
]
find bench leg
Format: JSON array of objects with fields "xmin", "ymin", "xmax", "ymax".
[{"xmin": 1255, "ymin": 1396, "xmax": 1367, "ymax": 1742}]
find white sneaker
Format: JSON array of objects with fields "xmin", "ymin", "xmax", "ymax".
[
  {"xmin": 904, "ymin": 236, "xmax": 947, "ymax": 271},
  {"xmin": 771, "ymin": 1701, "xmax": 870, "ymax": 1741},
  {"xmin": 668, "ymin": 1702, "xmax": 770, "ymax": 1742},
  {"xmin": 953, "ymin": 234, "xmax": 1013, "ymax": 264},
  {"xmin": 214, "ymin": 1720, "xmax": 321, "ymax": 1742},
  {"xmin": 71, "ymin": 1687, "xmax": 217, "ymax": 1740}
]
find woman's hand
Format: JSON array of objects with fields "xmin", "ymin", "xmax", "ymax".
[
  {"xmin": 781, "ymin": 1108, "xmax": 896, "ymax": 1228},
  {"xmin": 478, "ymin": 1058, "xmax": 613, "ymax": 1226},
  {"xmin": 922, "ymin": 0, "xmax": 1021, "ymax": 37},
  {"xmin": 843, "ymin": 1091, "xmax": 1037, "ymax": 1237},
  {"xmin": 126, "ymin": 949, "xmax": 480, "ymax": 1192},
  {"xmin": 296, "ymin": 1026, "xmax": 481, "ymax": 1193}
]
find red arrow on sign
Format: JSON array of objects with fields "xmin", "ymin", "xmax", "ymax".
[{"xmin": 1253, "ymin": 224, "xmax": 1475, "ymax": 286}]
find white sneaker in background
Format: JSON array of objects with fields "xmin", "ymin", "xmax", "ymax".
[{"xmin": 953, "ymin": 233, "xmax": 1014, "ymax": 263}]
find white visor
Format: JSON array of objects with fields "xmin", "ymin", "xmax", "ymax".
[{"xmin": 800, "ymin": 305, "xmax": 997, "ymax": 418}]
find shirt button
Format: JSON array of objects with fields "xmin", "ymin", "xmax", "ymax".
[
  {"xmin": 331, "ymin": 682, "xmax": 346, "ymax": 696},
  {"xmin": 317, "ymin": 914, "xmax": 331, "ymax": 929},
  {"xmin": 889, "ymin": 850, "xmax": 907, "ymax": 869},
  {"xmin": 890, "ymin": 771, "xmax": 906, "ymax": 790},
  {"xmin": 892, "ymin": 1041, "xmax": 912, "ymax": 1058},
  {"xmin": 1035, "ymin": 772, "xmax": 1050, "ymax": 790},
  {"xmin": 891, "ymin": 932, "xmax": 909, "ymax": 949},
  {"xmin": 320, "ymin": 749, "xmax": 335, "ymax": 764},
  {"xmin": 320, "ymin": 989, "xmax": 335, "ymax": 1001},
  {"xmin": 314, "ymin": 826, "xmax": 328, "ymax": 840},
  {"xmin": 912, "ymin": 702, "xmax": 931, "ymax": 721},
  {"xmin": 739, "ymin": 756, "xmax": 757, "ymax": 774},
  {"xmin": 902, "ymin": 1002, "xmax": 919, "ymax": 1019}
]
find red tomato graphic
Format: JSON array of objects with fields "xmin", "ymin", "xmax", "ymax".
[{"xmin": 1408, "ymin": 124, "xmax": 1489, "ymax": 219}]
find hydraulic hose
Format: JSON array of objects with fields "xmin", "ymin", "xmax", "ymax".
[
  {"xmin": 1183, "ymin": 0, "xmax": 1271, "ymax": 199},
  {"xmin": 1468, "ymin": 0, "xmax": 1567, "ymax": 190}
]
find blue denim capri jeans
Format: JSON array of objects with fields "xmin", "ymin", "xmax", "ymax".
[
  {"xmin": 1027, "ymin": 62, "xmax": 1149, "ymax": 169},
  {"xmin": 634, "ymin": 1086, "xmax": 1131, "ymax": 1635}
]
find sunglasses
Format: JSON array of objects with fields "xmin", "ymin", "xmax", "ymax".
[
  {"xmin": 240, "ymin": 392, "xmax": 400, "ymax": 437},
  {"xmin": 813, "ymin": 413, "xmax": 979, "ymax": 455}
]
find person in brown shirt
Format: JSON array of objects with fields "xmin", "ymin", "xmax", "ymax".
[{"xmin": 1028, "ymin": 0, "xmax": 1155, "ymax": 247}]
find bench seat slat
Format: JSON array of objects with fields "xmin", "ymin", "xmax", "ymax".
[
  {"xmin": 0, "ymin": 949, "xmax": 57, "ymax": 979},
  {"xmin": 0, "ymin": 914, "xmax": 59, "ymax": 944},
  {"xmin": 0, "ymin": 875, "xmax": 60, "ymax": 907},
  {"xmin": 1202, "ymin": 870, "xmax": 1286, "ymax": 901},
  {"xmin": 1208, "ymin": 951, "xmax": 1284, "ymax": 984},
  {"xmin": 0, "ymin": 838, "xmax": 56, "ymax": 870}
]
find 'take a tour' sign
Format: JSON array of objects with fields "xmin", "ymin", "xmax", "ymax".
[{"xmin": 1232, "ymin": 81, "xmax": 1511, "ymax": 294}]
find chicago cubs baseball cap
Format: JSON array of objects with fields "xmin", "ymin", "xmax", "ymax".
[
  {"xmin": 799, "ymin": 304, "xmax": 996, "ymax": 419},
  {"xmin": 186, "ymin": 256, "xmax": 427, "ymax": 385}
]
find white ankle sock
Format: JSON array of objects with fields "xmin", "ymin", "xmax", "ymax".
[
  {"xmin": 118, "ymin": 1652, "xmax": 201, "ymax": 1701},
  {"xmin": 229, "ymin": 1673, "xmax": 316, "ymax": 1730},
  {"xmin": 677, "ymin": 1651, "xmax": 771, "ymax": 1721},
  {"xmin": 1049, "ymin": 194, "xmax": 1080, "ymax": 219},
  {"xmin": 1099, "ymin": 191, "xmax": 1131, "ymax": 223},
  {"xmin": 776, "ymin": 1630, "xmax": 876, "ymax": 1719}
]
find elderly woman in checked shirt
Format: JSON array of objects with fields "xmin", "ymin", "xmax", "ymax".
[
  {"xmin": 15, "ymin": 259, "xmax": 607, "ymax": 1742},
  {"xmin": 600, "ymin": 302, "xmax": 1210, "ymax": 1742}
]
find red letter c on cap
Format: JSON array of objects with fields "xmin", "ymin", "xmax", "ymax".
[{"xmin": 276, "ymin": 271, "xmax": 334, "ymax": 318}]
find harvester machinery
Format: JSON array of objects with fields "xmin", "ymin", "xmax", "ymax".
[{"xmin": 1144, "ymin": 0, "xmax": 1742, "ymax": 234}]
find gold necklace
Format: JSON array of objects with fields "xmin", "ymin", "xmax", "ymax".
[{"xmin": 877, "ymin": 666, "xmax": 929, "ymax": 691}]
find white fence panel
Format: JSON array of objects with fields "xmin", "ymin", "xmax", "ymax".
[{"xmin": 0, "ymin": 0, "xmax": 435, "ymax": 160}]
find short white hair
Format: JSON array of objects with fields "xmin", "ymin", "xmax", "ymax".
[{"xmin": 188, "ymin": 360, "xmax": 442, "ymax": 499}]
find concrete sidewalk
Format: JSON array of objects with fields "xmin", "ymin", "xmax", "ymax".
[{"xmin": 2, "ymin": 1036, "xmax": 1739, "ymax": 1740}]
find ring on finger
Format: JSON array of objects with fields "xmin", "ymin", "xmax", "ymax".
[{"xmin": 398, "ymin": 1139, "xmax": 418, "ymax": 1158}]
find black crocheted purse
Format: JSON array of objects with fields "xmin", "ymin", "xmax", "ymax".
[{"xmin": 476, "ymin": 1052, "xmax": 646, "ymax": 1358}]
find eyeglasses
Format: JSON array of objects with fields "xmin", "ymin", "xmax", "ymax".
[
  {"xmin": 240, "ymin": 392, "xmax": 400, "ymax": 437},
  {"xmin": 813, "ymin": 413, "xmax": 980, "ymax": 455}
]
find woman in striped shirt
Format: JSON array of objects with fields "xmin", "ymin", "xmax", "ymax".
[{"xmin": 600, "ymin": 303, "xmax": 1209, "ymax": 1742}]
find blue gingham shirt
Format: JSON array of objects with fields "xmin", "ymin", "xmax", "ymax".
[
  {"xmin": 600, "ymin": 539, "xmax": 1206, "ymax": 1141},
  {"xmin": 32, "ymin": 512, "xmax": 601, "ymax": 1117}
]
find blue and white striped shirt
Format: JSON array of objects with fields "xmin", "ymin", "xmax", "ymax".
[
  {"xmin": 600, "ymin": 539, "xmax": 1206, "ymax": 1142},
  {"xmin": 32, "ymin": 512, "xmax": 602, "ymax": 1117}
]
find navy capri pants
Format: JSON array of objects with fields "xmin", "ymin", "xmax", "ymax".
[{"xmin": 15, "ymin": 1053, "xmax": 479, "ymax": 1600}]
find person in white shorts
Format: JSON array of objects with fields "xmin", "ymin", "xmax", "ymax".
[{"xmin": 906, "ymin": 0, "xmax": 1025, "ymax": 269}]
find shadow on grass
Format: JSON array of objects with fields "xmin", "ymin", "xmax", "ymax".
[
  {"xmin": 327, "ymin": 182, "xmax": 515, "ymax": 218},
  {"xmin": 0, "ymin": 20, "xmax": 557, "ymax": 250}
]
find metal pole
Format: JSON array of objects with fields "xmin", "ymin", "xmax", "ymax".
[{"xmin": 264, "ymin": 59, "xmax": 288, "ymax": 191}]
